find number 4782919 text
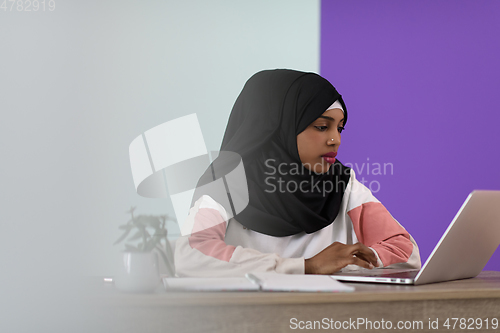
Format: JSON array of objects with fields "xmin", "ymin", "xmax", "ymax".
[{"xmin": 1, "ymin": 0, "xmax": 55, "ymax": 11}]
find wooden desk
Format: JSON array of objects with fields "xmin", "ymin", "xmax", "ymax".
[{"xmin": 85, "ymin": 271, "xmax": 500, "ymax": 332}]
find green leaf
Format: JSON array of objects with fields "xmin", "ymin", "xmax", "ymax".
[
  {"xmin": 156, "ymin": 246, "xmax": 175, "ymax": 276},
  {"xmin": 128, "ymin": 230, "xmax": 144, "ymax": 241},
  {"xmin": 144, "ymin": 236, "xmax": 161, "ymax": 252},
  {"xmin": 164, "ymin": 238, "xmax": 174, "ymax": 259},
  {"xmin": 125, "ymin": 207, "xmax": 136, "ymax": 215},
  {"xmin": 113, "ymin": 228, "xmax": 133, "ymax": 245},
  {"xmin": 166, "ymin": 214, "xmax": 177, "ymax": 223},
  {"xmin": 163, "ymin": 241, "xmax": 175, "ymax": 273},
  {"xmin": 153, "ymin": 229, "xmax": 167, "ymax": 238},
  {"xmin": 136, "ymin": 216, "xmax": 154, "ymax": 229},
  {"xmin": 145, "ymin": 217, "xmax": 161, "ymax": 228},
  {"xmin": 118, "ymin": 224, "xmax": 133, "ymax": 230},
  {"xmin": 135, "ymin": 215, "xmax": 160, "ymax": 228},
  {"xmin": 124, "ymin": 244, "xmax": 139, "ymax": 252}
]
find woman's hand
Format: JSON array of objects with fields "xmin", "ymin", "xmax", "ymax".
[{"xmin": 304, "ymin": 242, "xmax": 379, "ymax": 274}]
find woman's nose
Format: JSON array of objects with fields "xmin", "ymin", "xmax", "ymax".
[{"xmin": 326, "ymin": 132, "xmax": 341, "ymax": 146}]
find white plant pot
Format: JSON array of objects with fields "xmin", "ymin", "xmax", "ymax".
[{"xmin": 114, "ymin": 252, "xmax": 160, "ymax": 293}]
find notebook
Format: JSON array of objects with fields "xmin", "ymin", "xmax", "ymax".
[
  {"xmin": 163, "ymin": 272, "xmax": 354, "ymax": 292},
  {"xmin": 332, "ymin": 190, "xmax": 500, "ymax": 285}
]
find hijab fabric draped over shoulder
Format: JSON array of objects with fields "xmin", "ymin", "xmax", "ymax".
[{"xmin": 192, "ymin": 69, "xmax": 351, "ymax": 237}]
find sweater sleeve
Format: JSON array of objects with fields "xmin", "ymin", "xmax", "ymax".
[
  {"xmin": 174, "ymin": 195, "xmax": 305, "ymax": 277},
  {"xmin": 345, "ymin": 170, "xmax": 421, "ymax": 269}
]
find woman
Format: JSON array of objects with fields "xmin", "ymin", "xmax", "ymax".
[{"xmin": 175, "ymin": 69, "xmax": 421, "ymax": 277}]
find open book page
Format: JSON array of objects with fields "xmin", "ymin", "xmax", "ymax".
[
  {"xmin": 246, "ymin": 273, "xmax": 355, "ymax": 292},
  {"xmin": 163, "ymin": 277, "xmax": 259, "ymax": 291},
  {"xmin": 163, "ymin": 274, "xmax": 355, "ymax": 292}
]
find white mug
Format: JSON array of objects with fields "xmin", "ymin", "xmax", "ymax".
[{"xmin": 114, "ymin": 252, "xmax": 160, "ymax": 292}]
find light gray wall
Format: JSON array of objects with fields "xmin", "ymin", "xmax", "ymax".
[{"xmin": 0, "ymin": 1, "xmax": 318, "ymax": 330}]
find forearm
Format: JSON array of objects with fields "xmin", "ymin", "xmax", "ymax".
[
  {"xmin": 175, "ymin": 235, "xmax": 304, "ymax": 277},
  {"xmin": 176, "ymin": 195, "xmax": 305, "ymax": 277}
]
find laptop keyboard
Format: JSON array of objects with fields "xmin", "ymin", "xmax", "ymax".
[{"xmin": 367, "ymin": 271, "xmax": 419, "ymax": 279}]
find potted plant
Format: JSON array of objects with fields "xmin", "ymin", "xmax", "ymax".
[{"xmin": 113, "ymin": 207, "xmax": 176, "ymax": 291}]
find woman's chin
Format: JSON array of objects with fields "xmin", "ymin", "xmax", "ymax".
[{"xmin": 313, "ymin": 163, "xmax": 330, "ymax": 174}]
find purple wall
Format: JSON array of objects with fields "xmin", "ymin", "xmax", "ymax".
[{"xmin": 321, "ymin": 0, "xmax": 500, "ymax": 270}]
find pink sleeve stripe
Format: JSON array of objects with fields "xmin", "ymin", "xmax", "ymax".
[
  {"xmin": 188, "ymin": 208, "xmax": 236, "ymax": 262},
  {"xmin": 347, "ymin": 202, "xmax": 413, "ymax": 266},
  {"xmin": 370, "ymin": 236, "xmax": 412, "ymax": 266}
]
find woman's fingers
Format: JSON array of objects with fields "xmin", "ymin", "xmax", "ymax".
[
  {"xmin": 349, "ymin": 256, "xmax": 374, "ymax": 269},
  {"xmin": 350, "ymin": 243, "xmax": 378, "ymax": 265},
  {"xmin": 305, "ymin": 241, "xmax": 381, "ymax": 274},
  {"xmin": 353, "ymin": 251, "xmax": 378, "ymax": 266}
]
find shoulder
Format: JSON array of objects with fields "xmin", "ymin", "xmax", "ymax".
[
  {"xmin": 180, "ymin": 195, "xmax": 230, "ymax": 236},
  {"xmin": 190, "ymin": 195, "xmax": 230, "ymax": 220},
  {"xmin": 342, "ymin": 168, "xmax": 381, "ymax": 210}
]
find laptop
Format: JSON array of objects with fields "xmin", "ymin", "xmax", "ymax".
[{"xmin": 332, "ymin": 190, "xmax": 500, "ymax": 285}]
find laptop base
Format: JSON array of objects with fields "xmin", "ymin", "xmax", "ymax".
[{"xmin": 333, "ymin": 269, "xmax": 419, "ymax": 285}]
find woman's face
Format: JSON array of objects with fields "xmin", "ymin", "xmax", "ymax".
[{"xmin": 297, "ymin": 108, "xmax": 344, "ymax": 174}]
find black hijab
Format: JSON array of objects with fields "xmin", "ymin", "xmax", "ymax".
[{"xmin": 192, "ymin": 69, "xmax": 351, "ymax": 237}]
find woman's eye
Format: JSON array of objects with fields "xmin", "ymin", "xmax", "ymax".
[
  {"xmin": 338, "ymin": 126, "xmax": 345, "ymax": 133},
  {"xmin": 315, "ymin": 126, "xmax": 328, "ymax": 132}
]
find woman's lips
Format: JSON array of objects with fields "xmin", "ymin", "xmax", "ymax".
[
  {"xmin": 321, "ymin": 152, "xmax": 337, "ymax": 164},
  {"xmin": 322, "ymin": 156, "xmax": 336, "ymax": 164}
]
